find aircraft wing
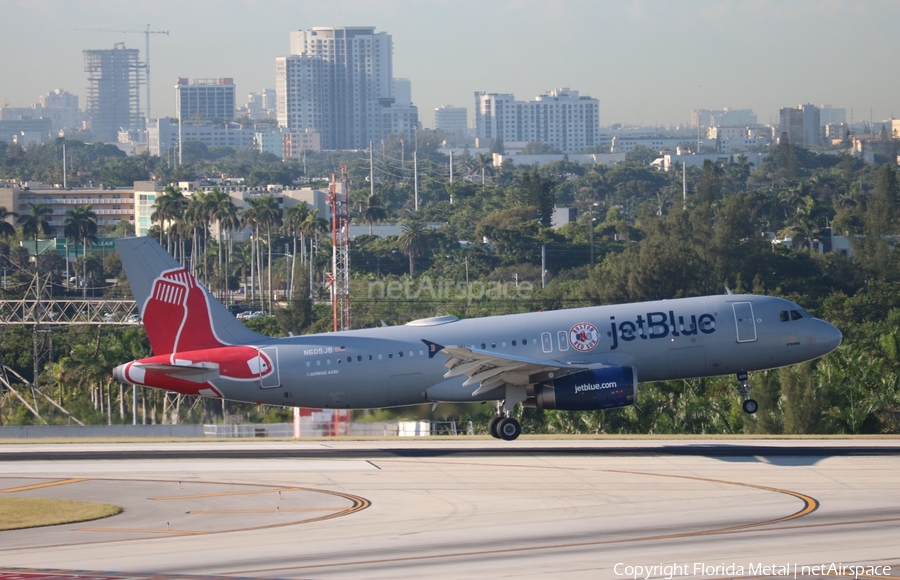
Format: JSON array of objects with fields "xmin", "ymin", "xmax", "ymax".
[{"xmin": 426, "ymin": 341, "xmax": 592, "ymax": 397}]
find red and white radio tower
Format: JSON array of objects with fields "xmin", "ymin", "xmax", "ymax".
[{"xmin": 329, "ymin": 167, "xmax": 351, "ymax": 332}]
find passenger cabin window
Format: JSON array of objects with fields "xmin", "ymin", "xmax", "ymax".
[
  {"xmin": 557, "ymin": 331, "xmax": 569, "ymax": 351},
  {"xmin": 541, "ymin": 332, "xmax": 553, "ymax": 353}
]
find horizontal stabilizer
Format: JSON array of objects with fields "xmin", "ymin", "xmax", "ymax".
[{"xmin": 138, "ymin": 362, "xmax": 220, "ymax": 383}]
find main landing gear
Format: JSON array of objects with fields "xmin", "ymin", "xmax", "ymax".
[
  {"xmin": 488, "ymin": 401, "xmax": 521, "ymax": 441},
  {"xmin": 737, "ymin": 372, "xmax": 758, "ymax": 414}
]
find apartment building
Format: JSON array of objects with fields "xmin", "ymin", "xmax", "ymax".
[
  {"xmin": 474, "ymin": 88, "xmax": 600, "ymax": 153},
  {"xmin": 176, "ymin": 78, "xmax": 236, "ymax": 121},
  {"xmin": 0, "ymin": 183, "xmax": 136, "ymax": 236}
]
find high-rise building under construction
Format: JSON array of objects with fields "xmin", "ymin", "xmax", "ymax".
[{"xmin": 83, "ymin": 44, "xmax": 144, "ymax": 142}]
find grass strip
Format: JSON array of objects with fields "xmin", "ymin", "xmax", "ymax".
[{"xmin": 0, "ymin": 497, "xmax": 121, "ymax": 531}]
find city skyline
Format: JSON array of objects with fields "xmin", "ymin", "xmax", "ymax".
[{"xmin": 3, "ymin": 0, "xmax": 899, "ymax": 129}]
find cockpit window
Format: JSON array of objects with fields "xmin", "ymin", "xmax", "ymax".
[{"xmin": 781, "ymin": 309, "xmax": 809, "ymax": 322}]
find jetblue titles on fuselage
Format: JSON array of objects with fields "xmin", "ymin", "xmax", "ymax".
[{"xmin": 609, "ymin": 310, "xmax": 716, "ymax": 350}]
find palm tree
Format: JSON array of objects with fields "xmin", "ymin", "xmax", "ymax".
[
  {"xmin": 18, "ymin": 202, "xmax": 54, "ymax": 243},
  {"xmin": 18, "ymin": 202, "xmax": 54, "ymax": 272},
  {"xmin": 364, "ymin": 194, "xmax": 388, "ymax": 235},
  {"xmin": 258, "ymin": 196, "xmax": 282, "ymax": 312},
  {"xmin": 300, "ymin": 209, "xmax": 329, "ymax": 300},
  {"xmin": 216, "ymin": 198, "xmax": 241, "ymax": 302},
  {"xmin": 183, "ymin": 192, "xmax": 209, "ymax": 279},
  {"xmin": 779, "ymin": 195, "xmax": 827, "ymax": 252},
  {"xmin": 0, "ymin": 206, "xmax": 18, "ymax": 241},
  {"xmin": 205, "ymin": 187, "xmax": 236, "ymax": 294},
  {"xmin": 63, "ymin": 205, "xmax": 98, "ymax": 298},
  {"xmin": 241, "ymin": 201, "xmax": 261, "ymax": 305},
  {"xmin": 475, "ymin": 153, "xmax": 494, "ymax": 186},
  {"xmin": 300, "ymin": 209, "xmax": 329, "ymax": 251},
  {"xmin": 398, "ymin": 216, "xmax": 428, "ymax": 277},
  {"xmin": 151, "ymin": 186, "xmax": 186, "ymax": 254},
  {"xmin": 282, "ymin": 203, "xmax": 309, "ymax": 299},
  {"xmin": 0, "ymin": 207, "xmax": 18, "ymax": 289},
  {"xmin": 245, "ymin": 196, "xmax": 282, "ymax": 311}
]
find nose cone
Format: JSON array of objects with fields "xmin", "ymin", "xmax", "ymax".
[{"xmin": 821, "ymin": 321, "xmax": 843, "ymax": 355}]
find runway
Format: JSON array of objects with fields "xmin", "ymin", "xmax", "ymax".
[{"xmin": 1, "ymin": 439, "xmax": 899, "ymax": 579}]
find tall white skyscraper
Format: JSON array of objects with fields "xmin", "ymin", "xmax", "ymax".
[
  {"xmin": 278, "ymin": 26, "xmax": 395, "ymax": 150},
  {"xmin": 276, "ymin": 53, "xmax": 326, "ymax": 137}
]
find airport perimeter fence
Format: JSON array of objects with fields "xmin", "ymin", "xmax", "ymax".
[
  {"xmin": 0, "ymin": 420, "xmax": 475, "ymax": 439},
  {"xmin": 203, "ymin": 420, "xmax": 475, "ymax": 438}
]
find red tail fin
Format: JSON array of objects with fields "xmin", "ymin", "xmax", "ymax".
[{"xmin": 142, "ymin": 268, "xmax": 227, "ymax": 355}]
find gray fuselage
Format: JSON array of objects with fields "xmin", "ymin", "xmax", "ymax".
[{"xmin": 200, "ymin": 294, "xmax": 842, "ymax": 409}]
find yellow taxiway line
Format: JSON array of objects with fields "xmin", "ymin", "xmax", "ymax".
[{"xmin": 0, "ymin": 478, "xmax": 87, "ymax": 493}]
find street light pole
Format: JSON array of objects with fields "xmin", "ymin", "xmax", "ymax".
[{"xmin": 589, "ymin": 203, "xmax": 596, "ymax": 267}]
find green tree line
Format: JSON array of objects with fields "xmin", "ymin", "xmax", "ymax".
[{"xmin": 0, "ymin": 135, "xmax": 898, "ymax": 433}]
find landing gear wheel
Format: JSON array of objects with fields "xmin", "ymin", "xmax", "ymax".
[
  {"xmin": 488, "ymin": 416, "xmax": 503, "ymax": 439},
  {"xmin": 736, "ymin": 372, "xmax": 758, "ymax": 414},
  {"xmin": 497, "ymin": 417, "xmax": 521, "ymax": 441}
]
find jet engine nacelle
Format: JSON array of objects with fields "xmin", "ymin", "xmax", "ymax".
[{"xmin": 526, "ymin": 366, "xmax": 637, "ymax": 411}]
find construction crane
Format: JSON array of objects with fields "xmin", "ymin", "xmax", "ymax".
[{"xmin": 75, "ymin": 25, "xmax": 169, "ymax": 122}]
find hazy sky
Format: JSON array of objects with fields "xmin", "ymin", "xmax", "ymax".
[{"xmin": 3, "ymin": 0, "xmax": 899, "ymax": 128}]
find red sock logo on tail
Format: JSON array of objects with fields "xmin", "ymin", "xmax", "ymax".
[
  {"xmin": 142, "ymin": 268, "xmax": 227, "ymax": 355},
  {"xmin": 142, "ymin": 277, "xmax": 188, "ymax": 355}
]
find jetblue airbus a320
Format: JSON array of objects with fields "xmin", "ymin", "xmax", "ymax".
[{"xmin": 113, "ymin": 237, "xmax": 842, "ymax": 440}]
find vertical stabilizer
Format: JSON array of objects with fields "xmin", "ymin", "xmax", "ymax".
[{"xmin": 116, "ymin": 237, "xmax": 266, "ymax": 355}]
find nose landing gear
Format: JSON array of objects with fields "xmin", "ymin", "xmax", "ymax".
[{"xmin": 738, "ymin": 372, "xmax": 758, "ymax": 414}]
